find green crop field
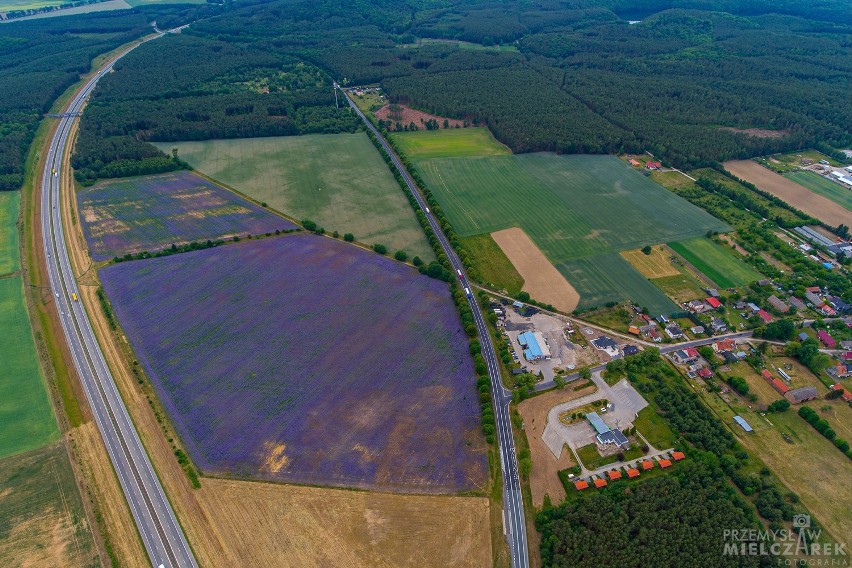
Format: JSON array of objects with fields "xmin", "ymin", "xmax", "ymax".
[
  {"xmin": 0, "ymin": 0, "xmax": 61, "ymax": 10},
  {"xmin": 159, "ymin": 133, "xmax": 434, "ymax": 261},
  {"xmin": 784, "ymin": 171, "xmax": 852, "ymax": 212},
  {"xmin": 392, "ymin": 128, "xmax": 510, "ymax": 160},
  {"xmin": 559, "ymin": 254, "xmax": 678, "ymax": 314},
  {"xmin": 415, "ymin": 153, "xmax": 726, "ymax": 311},
  {"xmin": 0, "ymin": 192, "xmax": 19, "ymax": 276},
  {"xmin": 460, "ymin": 233, "xmax": 524, "ymax": 296},
  {"xmin": 0, "ymin": 277, "xmax": 58, "ymax": 458},
  {"xmin": 0, "ymin": 445, "xmax": 97, "ymax": 566},
  {"xmin": 669, "ymin": 237, "xmax": 762, "ymax": 289}
]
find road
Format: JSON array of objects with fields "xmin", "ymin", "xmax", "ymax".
[
  {"xmin": 343, "ymin": 90, "xmax": 530, "ymax": 568},
  {"xmin": 39, "ymin": 30, "xmax": 198, "ymax": 568}
]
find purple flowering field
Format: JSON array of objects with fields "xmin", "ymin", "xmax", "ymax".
[
  {"xmin": 77, "ymin": 171, "xmax": 293, "ymax": 261},
  {"xmin": 99, "ymin": 234, "xmax": 487, "ymax": 493}
]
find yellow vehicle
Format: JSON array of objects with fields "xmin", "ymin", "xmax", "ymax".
[{"xmin": 72, "ymin": 292, "xmax": 78, "ymax": 301}]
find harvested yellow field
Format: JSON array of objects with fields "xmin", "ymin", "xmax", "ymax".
[
  {"xmin": 621, "ymin": 246, "xmax": 679, "ymax": 278},
  {"xmin": 492, "ymin": 227, "xmax": 579, "ymax": 312}
]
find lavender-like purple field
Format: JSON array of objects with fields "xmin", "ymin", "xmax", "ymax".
[
  {"xmin": 77, "ymin": 171, "xmax": 292, "ymax": 261},
  {"xmin": 99, "ymin": 234, "xmax": 487, "ymax": 493}
]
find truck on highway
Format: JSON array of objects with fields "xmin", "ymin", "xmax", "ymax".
[{"xmin": 72, "ymin": 292, "xmax": 78, "ymax": 301}]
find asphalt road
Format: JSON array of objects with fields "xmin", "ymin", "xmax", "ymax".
[
  {"xmin": 40, "ymin": 31, "xmax": 197, "ymax": 568},
  {"xmin": 343, "ymin": 90, "xmax": 529, "ymax": 568}
]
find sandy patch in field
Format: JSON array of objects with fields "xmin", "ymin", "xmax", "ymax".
[
  {"xmin": 492, "ymin": 227, "xmax": 580, "ymax": 312},
  {"xmin": 621, "ymin": 246, "xmax": 680, "ymax": 278},
  {"xmin": 724, "ymin": 160, "xmax": 850, "ymax": 227},
  {"xmin": 375, "ymin": 104, "xmax": 464, "ymax": 128},
  {"xmin": 518, "ymin": 382, "xmax": 597, "ymax": 507},
  {"xmin": 720, "ymin": 127, "xmax": 789, "ymax": 139}
]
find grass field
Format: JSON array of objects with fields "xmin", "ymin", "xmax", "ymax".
[
  {"xmin": 393, "ymin": 128, "xmax": 509, "ymax": 160},
  {"xmin": 650, "ymin": 274, "xmax": 705, "ymax": 304},
  {"xmin": 784, "ymin": 171, "xmax": 852, "ymax": 212},
  {"xmin": 159, "ymin": 133, "xmax": 434, "ymax": 260},
  {"xmin": 559, "ymin": 253, "xmax": 678, "ymax": 314},
  {"xmin": 0, "ymin": 445, "xmax": 97, "ymax": 567},
  {"xmin": 0, "ymin": 0, "xmax": 62, "ymax": 9},
  {"xmin": 0, "ymin": 277, "xmax": 58, "ymax": 458},
  {"xmin": 0, "ymin": 192, "xmax": 19, "ymax": 276},
  {"xmin": 669, "ymin": 237, "xmax": 761, "ymax": 289},
  {"xmin": 0, "ymin": 0, "xmax": 130, "ymax": 21},
  {"xmin": 460, "ymin": 233, "xmax": 524, "ymax": 296}
]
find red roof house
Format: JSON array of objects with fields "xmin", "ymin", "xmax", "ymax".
[
  {"xmin": 641, "ymin": 460, "xmax": 654, "ymax": 471},
  {"xmin": 627, "ymin": 468, "xmax": 640, "ymax": 478},
  {"xmin": 832, "ymin": 383, "xmax": 852, "ymax": 402},
  {"xmin": 771, "ymin": 378, "xmax": 790, "ymax": 394},
  {"xmin": 608, "ymin": 470, "xmax": 622, "ymax": 480},
  {"xmin": 574, "ymin": 480, "xmax": 589, "ymax": 491},
  {"xmin": 685, "ymin": 347, "xmax": 699, "ymax": 358},
  {"xmin": 698, "ymin": 367, "xmax": 713, "ymax": 379},
  {"xmin": 705, "ymin": 297, "xmax": 722, "ymax": 309},
  {"xmin": 593, "ymin": 478, "xmax": 608, "ymax": 489},
  {"xmin": 761, "ymin": 369, "xmax": 773, "ymax": 380},
  {"xmin": 658, "ymin": 459, "xmax": 672, "ymax": 469},
  {"xmin": 757, "ymin": 309, "xmax": 773, "ymax": 323},
  {"xmin": 714, "ymin": 338, "xmax": 736, "ymax": 353},
  {"xmin": 629, "ymin": 159, "xmax": 640, "ymax": 167},
  {"xmin": 672, "ymin": 451, "xmax": 686, "ymax": 461},
  {"xmin": 806, "ymin": 286, "xmax": 821, "ymax": 293},
  {"xmin": 645, "ymin": 161, "xmax": 662, "ymax": 169},
  {"xmin": 817, "ymin": 330, "xmax": 837, "ymax": 348},
  {"xmin": 842, "ymin": 352, "xmax": 852, "ymax": 361}
]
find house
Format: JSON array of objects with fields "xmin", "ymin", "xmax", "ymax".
[
  {"xmin": 641, "ymin": 460, "xmax": 654, "ymax": 471},
  {"xmin": 593, "ymin": 478, "xmax": 608, "ymax": 489},
  {"xmin": 698, "ymin": 367, "xmax": 713, "ymax": 379},
  {"xmin": 645, "ymin": 161, "xmax": 662, "ymax": 170},
  {"xmin": 627, "ymin": 468, "xmax": 640, "ymax": 478},
  {"xmin": 820, "ymin": 305, "xmax": 836, "ymax": 317},
  {"xmin": 757, "ymin": 310, "xmax": 773, "ymax": 324},
  {"xmin": 733, "ymin": 415, "xmax": 753, "ymax": 432},
  {"xmin": 785, "ymin": 386, "xmax": 819, "ymax": 404},
  {"xmin": 629, "ymin": 158, "xmax": 640, "ymax": 167},
  {"xmin": 711, "ymin": 318, "xmax": 728, "ymax": 333},
  {"xmin": 767, "ymin": 295, "xmax": 789, "ymax": 313},
  {"xmin": 672, "ymin": 451, "xmax": 686, "ymax": 461},
  {"xmin": 705, "ymin": 297, "xmax": 722, "ymax": 309},
  {"xmin": 842, "ymin": 352, "xmax": 852, "ymax": 361},
  {"xmin": 831, "ymin": 383, "xmax": 852, "ymax": 402},
  {"xmin": 687, "ymin": 300, "xmax": 708, "ymax": 313},
  {"xmin": 706, "ymin": 288, "xmax": 720, "ymax": 298},
  {"xmin": 649, "ymin": 329, "xmax": 662, "ymax": 343},
  {"xmin": 518, "ymin": 331, "xmax": 552, "ymax": 361},
  {"xmin": 608, "ymin": 470, "xmax": 622, "ymax": 481},
  {"xmin": 592, "ymin": 336, "xmax": 620, "ymax": 357},
  {"xmin": 623, "ymin": 345, "xmax": 639, "ymax": 356},
  {"xmin": 656, "ymin": 314, "xmax": 670, "ymax": 324},
  {"xmin": 827, "ymin": 364, "xmax": 852, "ymax": 380},
  {"xmin": 658, "ymin": 458, "xmax": 672, "ymax": 469},
  {"xmin": 827, "ymin": 296, "xmax": 851, "ymax": 314},
  {"xmin": 628, "ymin": 325, "xmax": 641, "ymax": 335},
  {"xmin": 672, "ymin": 347, "xmax": 699, "ymax": 365},
  {"xmin": 665, "ymin": 323, "xmax": 684, "ymax": 339},
  {"xmin": 733, "ymin": 301, "xmax": 748, "ymax": 310},
  {"xmin": 511, "ymin": 368, "xmax": 525, "ymax": 375},
  {"xmin": 817, "ymin": 330, "xmax": 836, "ymax": 348},
  {"xmin": 805, "ymin": 286, "xmax": 821, "ymax": 294},
  {"xmin": 690, "ymin": 326, "xmax": 705, "ymax": 335},
  {"xmin": 713, "ymin": 338, "xmax": 736, "ymax": 353},
  {"xmin": 788, "ymin": 296, "xmax": 806, "ymax": 311},
  {"xmin": 747, "ymin": 302, "xmax": 761, "ymax": 312},
  {"xmin": 574, "ymin": 480, "xmax": 589, "ymax": 491},
  {"xmin": 805, "ymin": 291, "xmax": 823, "ymax": 306},
  {"xmin": 639, "ymin": 324, "xmax": 655, "ymax": 335},
  {"xmin": 841, "ymin": 340, "xmax": 852, "ymax": 350},
  {"xmin": 758, "ymin": 279, "xmax": 772, "ymax": 287},
  {"xmin": 587, "ymin": 412, "xmax": 630, "ymax": 448},
  {"xmin": 798, "ymin": 332, "xmax": 810, "ymax": 342}
]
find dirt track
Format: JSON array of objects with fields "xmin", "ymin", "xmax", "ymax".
[
  {"xmin": 723, "ymin": 160, "xmax": 850, "ymax": 227},
  {"xmin": 492, "ymin": 228, "xmax": 580, "ymax": 312}
]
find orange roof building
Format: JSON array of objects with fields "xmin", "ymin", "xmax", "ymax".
[
  {"xmin": 608, "ymin": 470, "xmax": 622, "ymax": 480},
  {"xmin": 672, "ymin": 451, "xmax": 685, "ymax": 461},
  {"xmin": 628, "ymin": 325, "xmax": 641, "ymax": 335},
  {"xmin": 574, "ymin": 480, "xmax": 589, "ymax": 490},
  {"xmin": 761, "ymin": 369, "xmax": 773, "ymax": 380},
  {"xmin": 641, "ymin": 460, "xmax": 654, "ymax": 471},
  {"xmin": 593, "ymin": 478, "xmax": 608, "ymax": 488},
  {"xmin": 659, "ymin": 459, "xmax": 672, "ymax": 468},
  {"xmin": 627, "ymin": 468, "xmax": 640, "ymax": 478}
]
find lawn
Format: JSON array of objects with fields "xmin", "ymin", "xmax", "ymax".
[
  {"xmin": 159, "ymin": 133, "xmax": 434, "ymax": 260},
  {"xmin": 784, "ymin": 171, "xmax": 852, "ymax": 212},
  {"xmin": 415, "ymin": 153, "xmax": 726, "ymax": 311},
  {"xmin": 77, "ymin": 171, "xmax": 289, "ymax": 261},
  {"xmin": 633, "ymin": 406, "xmax": 678, "ymax": 450},
  {"xmin": 0, "ymin": 277, "xmax": 58, "ymax": 458},
  {"xmin": 0, "ymin": 445, "xmax": 97, "ymax": 566},
  {"xmin": 0, "ymin": 192, "xmax": 19, "ymax": 276},
  {"xmin": 100, "ymin": 234, "xmax": 487, "ymax": 493},
  {"xmin": 651, "ymin": 273, "xmax": 705, "ymax": 304},
  {"xmin": 393, "ymin": 128, "xmax": 509, "ymax": 160},
  {"xmin": 669, "ymin": 237, "xmax": 761, "ymax": 289},
  {"xmin": 575, "ymin": 443, "xmax": 618, "ymax": 470},
  {"xmin": 460, "ymin": 233, "xmax": 524, "ymax": 296}
]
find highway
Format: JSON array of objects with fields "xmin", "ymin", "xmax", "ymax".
[
  {"xmin": 343, "ymin": 89, "xmax": 529, "ymax": 568},
  {"xmin": 39, "ymin": 30, "xmax": 198, "ymax": 568}
]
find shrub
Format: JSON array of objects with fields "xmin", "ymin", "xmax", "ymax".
[{"xmin": 343, "ymin": 233, "xmax": 355, "ymax": 242}]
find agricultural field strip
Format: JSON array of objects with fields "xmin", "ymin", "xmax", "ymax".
[
  {"xmin": 39, "ymin": 28, "xmax": 197, "ymax": 568},
  {"xmin": 668, "ymin": 238, "xmax": 761, "ymax": 289},
  {"xmin": 783, "ymin": 171, "xmax": 852, "ymax": 212},
  {"xmin": 344, "ymin": 92, "xmax": 529, "ymax": 568}
]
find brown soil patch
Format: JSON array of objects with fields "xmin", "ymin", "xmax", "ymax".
[
  {"xmin": 492, "ymin": 227, "xmax": 580, "ymax": 312},
  {"xmin": 719, "ymin": 234, "xmax": 750, "ymax": 257},
  {"xmin": 720, "ymin": 127, "xmax": 789, "ymax": 139},
  {"xmin": 518, "ymin": 383, "xmax": 597, "ymax": 507},
  {"xmin": 375, "ymin": 104, "xmax": 464, "ymax": 129},
  {"xmin": 758, "ymin": 251, "xmax": 790, "ymax": 271},
  {"xmin": 723, "ymin": 160, "xmax": 849, "ymax": 227}
]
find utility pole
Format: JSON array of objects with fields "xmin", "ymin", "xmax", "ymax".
[{"xmin": 333, "ymin": 82, "xmax": 339, "ymax": 109}]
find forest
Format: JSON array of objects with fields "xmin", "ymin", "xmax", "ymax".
[{"xmin": 72, "ymin": 0, "xmax": 851, "ymax": 178}]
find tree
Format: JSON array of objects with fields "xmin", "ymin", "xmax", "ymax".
[
  {"xmin": 302, "ymin": 219, "xmax": 317, "ymax": 231},
  {"xmin": 373, "ymin": 243, "xmax": 387, "ymax": 254},
  {"xmin": 641, "ymin": 245, "xmax": 652, "ymax": 255},
  {"xmin": 579, "ymin": 367, "xmax": 591, "ymax": 380},
  {"xmin": 343, "ymin": 233, "xmax": 354, "ymax": 242},
  {"xmin": 767, "ymin": 399, "xmax": 791, "ymax": 412},
  {"xmin": 394, "ymin": 250, "xmax": 407, "ymax": 261},
  {"xmin": 760, "ymin": 319, "xmax": 795, "ymax": 341},
  {"xmin": 412, "ymin": 255, "xmax": 423, "ymax": 266},
  {"xmin": 517, "ymin": 291, "xmax": 530, "ymax": 302}
]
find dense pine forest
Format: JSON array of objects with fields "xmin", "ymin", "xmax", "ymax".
[{"xmin": 64, "ymin": 0, "xmax": 851, "ymax": 181}]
